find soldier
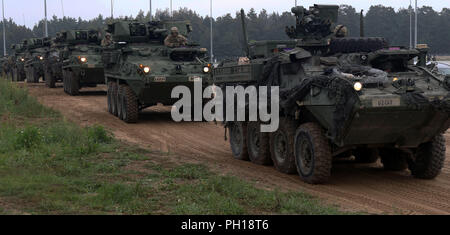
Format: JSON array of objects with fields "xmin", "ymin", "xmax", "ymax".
[
  {"xmin": 101, "ymin": 33, "xmax": 114, "ymax": 47},
  {"xmin": 164, "ymin": 27, "xmax": 188, "ymax": 48},
  {"xmin": 334, "ymin": 25, "xmax": 348, "ymax": 38}
]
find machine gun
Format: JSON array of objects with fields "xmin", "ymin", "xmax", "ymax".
[{"xmin": 285, "ymin": 4, "xmax": 339, "ymax": 49}]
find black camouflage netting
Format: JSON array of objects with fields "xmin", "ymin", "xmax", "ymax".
[{"xmin": 259, "ymin": 58, "xmax": 359, "ymax": 140}]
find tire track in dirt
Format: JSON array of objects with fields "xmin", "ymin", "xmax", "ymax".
[{"xmin": 26, "ymin": 83, "xmax": 450, "ymax": 215}]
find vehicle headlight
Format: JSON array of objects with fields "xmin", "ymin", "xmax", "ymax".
[
  {"xmin": 203, "ymin": 66, "xmax": 211, "ymax": 73},
  {"xmin": 80, "ymin": 57, "xmax": 87, "ymax": 63},
  {"xmin": 20, "ymin": 58, "xmax": 25, "ymax": 62},
  {"xmin": 143, "ymin": 66, "xmax": 151, "ymax": 74},
  {"xmin": 39, "ymin": 56, "xmax": 44, "ymax": 60},
  {"xmin": 354, "ymin": 82, "xmax": 363, "ymax": 91}
]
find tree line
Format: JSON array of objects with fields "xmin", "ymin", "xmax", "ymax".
[{"xmin": 1, "ymin": 5, "xmax": 449, "ymax": 58}]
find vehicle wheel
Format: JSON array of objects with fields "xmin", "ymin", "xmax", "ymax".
[
  {"xmin": 111, "ymin": 82, "xmax": 119, "ymax": 117},
  {"xmin": 379, "ymin": 149, "xmax": 408, "ymax": 171},
  {"xmin": 45, "ymin": 71, "xmax": 56, "ymax": 88},
  {"xmin": 107, "ymin": 82, "xmax": 113, "ymax": 114},
  {"xmin": 270, "ymin": 118, "xmax": 297, "ymax": 174},
  {"xmin": 68, "ymin": 73, "xmax": 80, "ymax": 96},
  {"xmin": 120, "ymin": 84, "xmax": 139, "ymax": 123},
  {"xmin": 63, "ymin": 70, "xmax": 69, "ymax": 94},
  {"xmin": 353, "ymin": 148, "xmax": 379, "ymax": 163},
  {"xmin": 247, "ymin": 121, "xmax": 272, "ymax": 165},
  {"xmin": 294, "ymin": 122, "xmax": 332, "ymax": 184},
  {"xmin": 117, "ymin": 85, "xmax": 124, "ymax": 120},
  {"xmin": 228, "ymin": 121, "xmax": 249, "ymax": 161},
  {"xmin": 12, "ymin": 70, "xmax": 18, "ymax": 82},
  {"xmin": 409, "ymin": 134, "xmax": 446, "ymax": 179}
]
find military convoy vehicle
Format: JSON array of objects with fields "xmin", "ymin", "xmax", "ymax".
[
  {"xmin": 212, "ymin": 5, "xmax": 450, "ymax": 184},
  {"xmin": 23, "ymin": 38, "xmax": 49, "ymax": 83},
  {"xmin": 43, "ymin": 35, "xmax": 65, "ymax": 88},
  {"xmin": 102, "ymin": 20, "xmax": 211, "ymax": 123},
  {"xmin": 61, "ymin": 30, "xmax": 105, "ymax": 96},
  {"xmin": 10, "ymin": 43, "xmax": 27, "ymax": 82}
]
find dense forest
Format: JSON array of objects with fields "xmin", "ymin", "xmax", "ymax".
[{"xmin": 1, "ymin": 5, "xmax": 450, "ymax": 58}]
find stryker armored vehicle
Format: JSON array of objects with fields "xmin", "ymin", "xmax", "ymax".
[
  {"xmin": 43, "ymin": 34, "xmax": 66, "ymax": 88},
  {"xmin": 102, "ymin": 20, "xmax": 211, "ymax": 123},
  {"xmin": 212, "ymin": 5, "xmax": 450, "ymax": 184},
  {"xmin": 10, "ymin": 43, "xmax": 27, "ymax": 82},
  {"xmin": 61, "ymin": 30, "xmax": 105, "ymax": 95},
  {"xmin": 23, "ymin": 38, "xmax": 49, "ymax": 83}
]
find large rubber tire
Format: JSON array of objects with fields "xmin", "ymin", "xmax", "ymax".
[
  {"xmin": 228, "ymin": 122, "xmax": 249, "ymax": 161},
  {"xmin": 294, "ymin": 122, "xmax": 332, "ymax": 184},
  {"xmin": 120, "ymin": 84, "xmax": 139, "ymax": 123},
  {"xmin": 107, "ymin": 82, "xmax": 114, "ymax": 114},
  {"xmin": 117, "ymin": 85, "xmax": 124, "ymax": 120},
  {"xmin": 409, "ymin": 134, "xmax": 446, "ymax": 179},
  {"xmin": 63, "ymin": 70, "xmax": 80, "ymax": 96},
  {"xmin": 379, "ymin": 149, "xmax": 408, "ymax": 171},
  {"xmin": 111, "ymin": 82, "xmax": 119, "ymax": 117},
  {"xmin": 45, "ymin": 70, "xmax": 56, "ymax": 88},
  {"xmin": 247, "ymin": 121, "xmax": 272, "ymax": 165},
  {"xmin": 26, "ymin": 67, "xmax": 39, "ymax": 83},
  {"xmin": 270, "ymin": 118, "xmax": 298, "ymax": 174},
  {"xmin": 329, "ymin": 37, "xmax": 389, "ymax": 54},
  {"xmin": 353, "ymin": 148, "xmax": 379, "ymax": 164}
]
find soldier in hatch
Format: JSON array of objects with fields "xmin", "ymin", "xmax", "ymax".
[
  {"xmin": 334, "ymin": 25, "xmax": 348, "ymax": 38},
  {"xmin": 164, "ymin": 27, "xmax": 188, "ymax": 48},
  {"xmin": 101, "ymin": 33, "xmax": 114, "ymax": 47}
]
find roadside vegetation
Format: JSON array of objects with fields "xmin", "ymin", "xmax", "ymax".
[{"xmin": 0, "ymin": 79, "xmax": 344, "ymax": 215}]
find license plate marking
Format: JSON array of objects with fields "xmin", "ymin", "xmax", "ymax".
[{"xmin": 372, "ymin": 98, "xmax": 401, "ymax": 107}]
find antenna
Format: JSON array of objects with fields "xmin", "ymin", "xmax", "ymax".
[
  {"xmin": 44, "ymin": 0, "xmax": 48, "ymax": 37},
  {"xmin": 240, "ymin": 9, "xmax": 249, "ymax": 57},
  {"xmin": 2, "ymin": 0, "xmax": 6, "ymax": 56},
  {"xmin": 360, "ymin": 10, "xmax": 364, "ymax": 37}
]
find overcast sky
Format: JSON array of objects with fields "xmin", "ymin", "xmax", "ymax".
[{"xmin": 2, "ymin": 0, "xmax": 449, "ymax": 28}]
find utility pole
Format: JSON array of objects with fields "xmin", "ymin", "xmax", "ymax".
[
  {"xmin": 61, "ymin": 0, "xmax": 65, "ymax": 18},
  {"xmin": 170, "ymin": 0, "xmax": 173, "ymax": 18},
  {"xmin": 44, "ymin": 0, "xmax": 48, "ymax": 37},
  {"xmin": 111, "ymin": 0, "xmax": 114, "ymax": 19},
  {"xmin": 295, "ymin": 0, "xmax": 297, "ymax": 7},
  {"xmin": 210, "ymin": 0, "xmax": 213, "ymax": 62},
  {"xmin": 409, "ymin": 0, "xmax": 412, "ymax": 48},
  {"xmin": 149, "ymin": 0, "xmax": 152, "ymax": 21},
  {"xmin": 414, "ymin": 0, "xmax": 418, "ymax": 47},
  {"xmin": 2, "ymin": 0, "xmax": 6, "ymax": 56}
]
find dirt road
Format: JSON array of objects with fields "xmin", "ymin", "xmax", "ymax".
[{"xmin": 26, "ymin": 83, "xmax": 450, "ymax": 215}]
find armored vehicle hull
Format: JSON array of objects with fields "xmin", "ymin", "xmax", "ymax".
[
  {"xmin": 212, "ymin": 5, "xmax": 450, "ymax": 184},
  {"xmin": 25, "ymin": 57, "xmax": 45, "ymax": 83},
  {"xmin": 61, "ymin": 30, "xmax": 105, "ymax": 96},
  {"xmin": 103, "ymin": 21, "xmax": 211, "ymax": 123},
  {"xmin": 62, "ymin": 54, "xmax": 104, "ymax": 95}
]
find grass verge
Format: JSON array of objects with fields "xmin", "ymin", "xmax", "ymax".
[{"xmin": 0, "ymin": 79, "xmax": 345, "ymax": 215}]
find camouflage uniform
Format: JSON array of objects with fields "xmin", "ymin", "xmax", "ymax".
[
  {"xmin": 164, "ymin": 27, "xmax": 188, "ymax": 48},
  {"xmin": 101, "ymin": 33, "xmax": 114, "ymax": 47},
  {"xmin": 334, "ymin": 25, "xmax": 348, "ymax": 38}
]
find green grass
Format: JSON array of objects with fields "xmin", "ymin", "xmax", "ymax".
[{"xmin": 0, "ymin": 79, "xmax": 345, "ymax": 215}]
